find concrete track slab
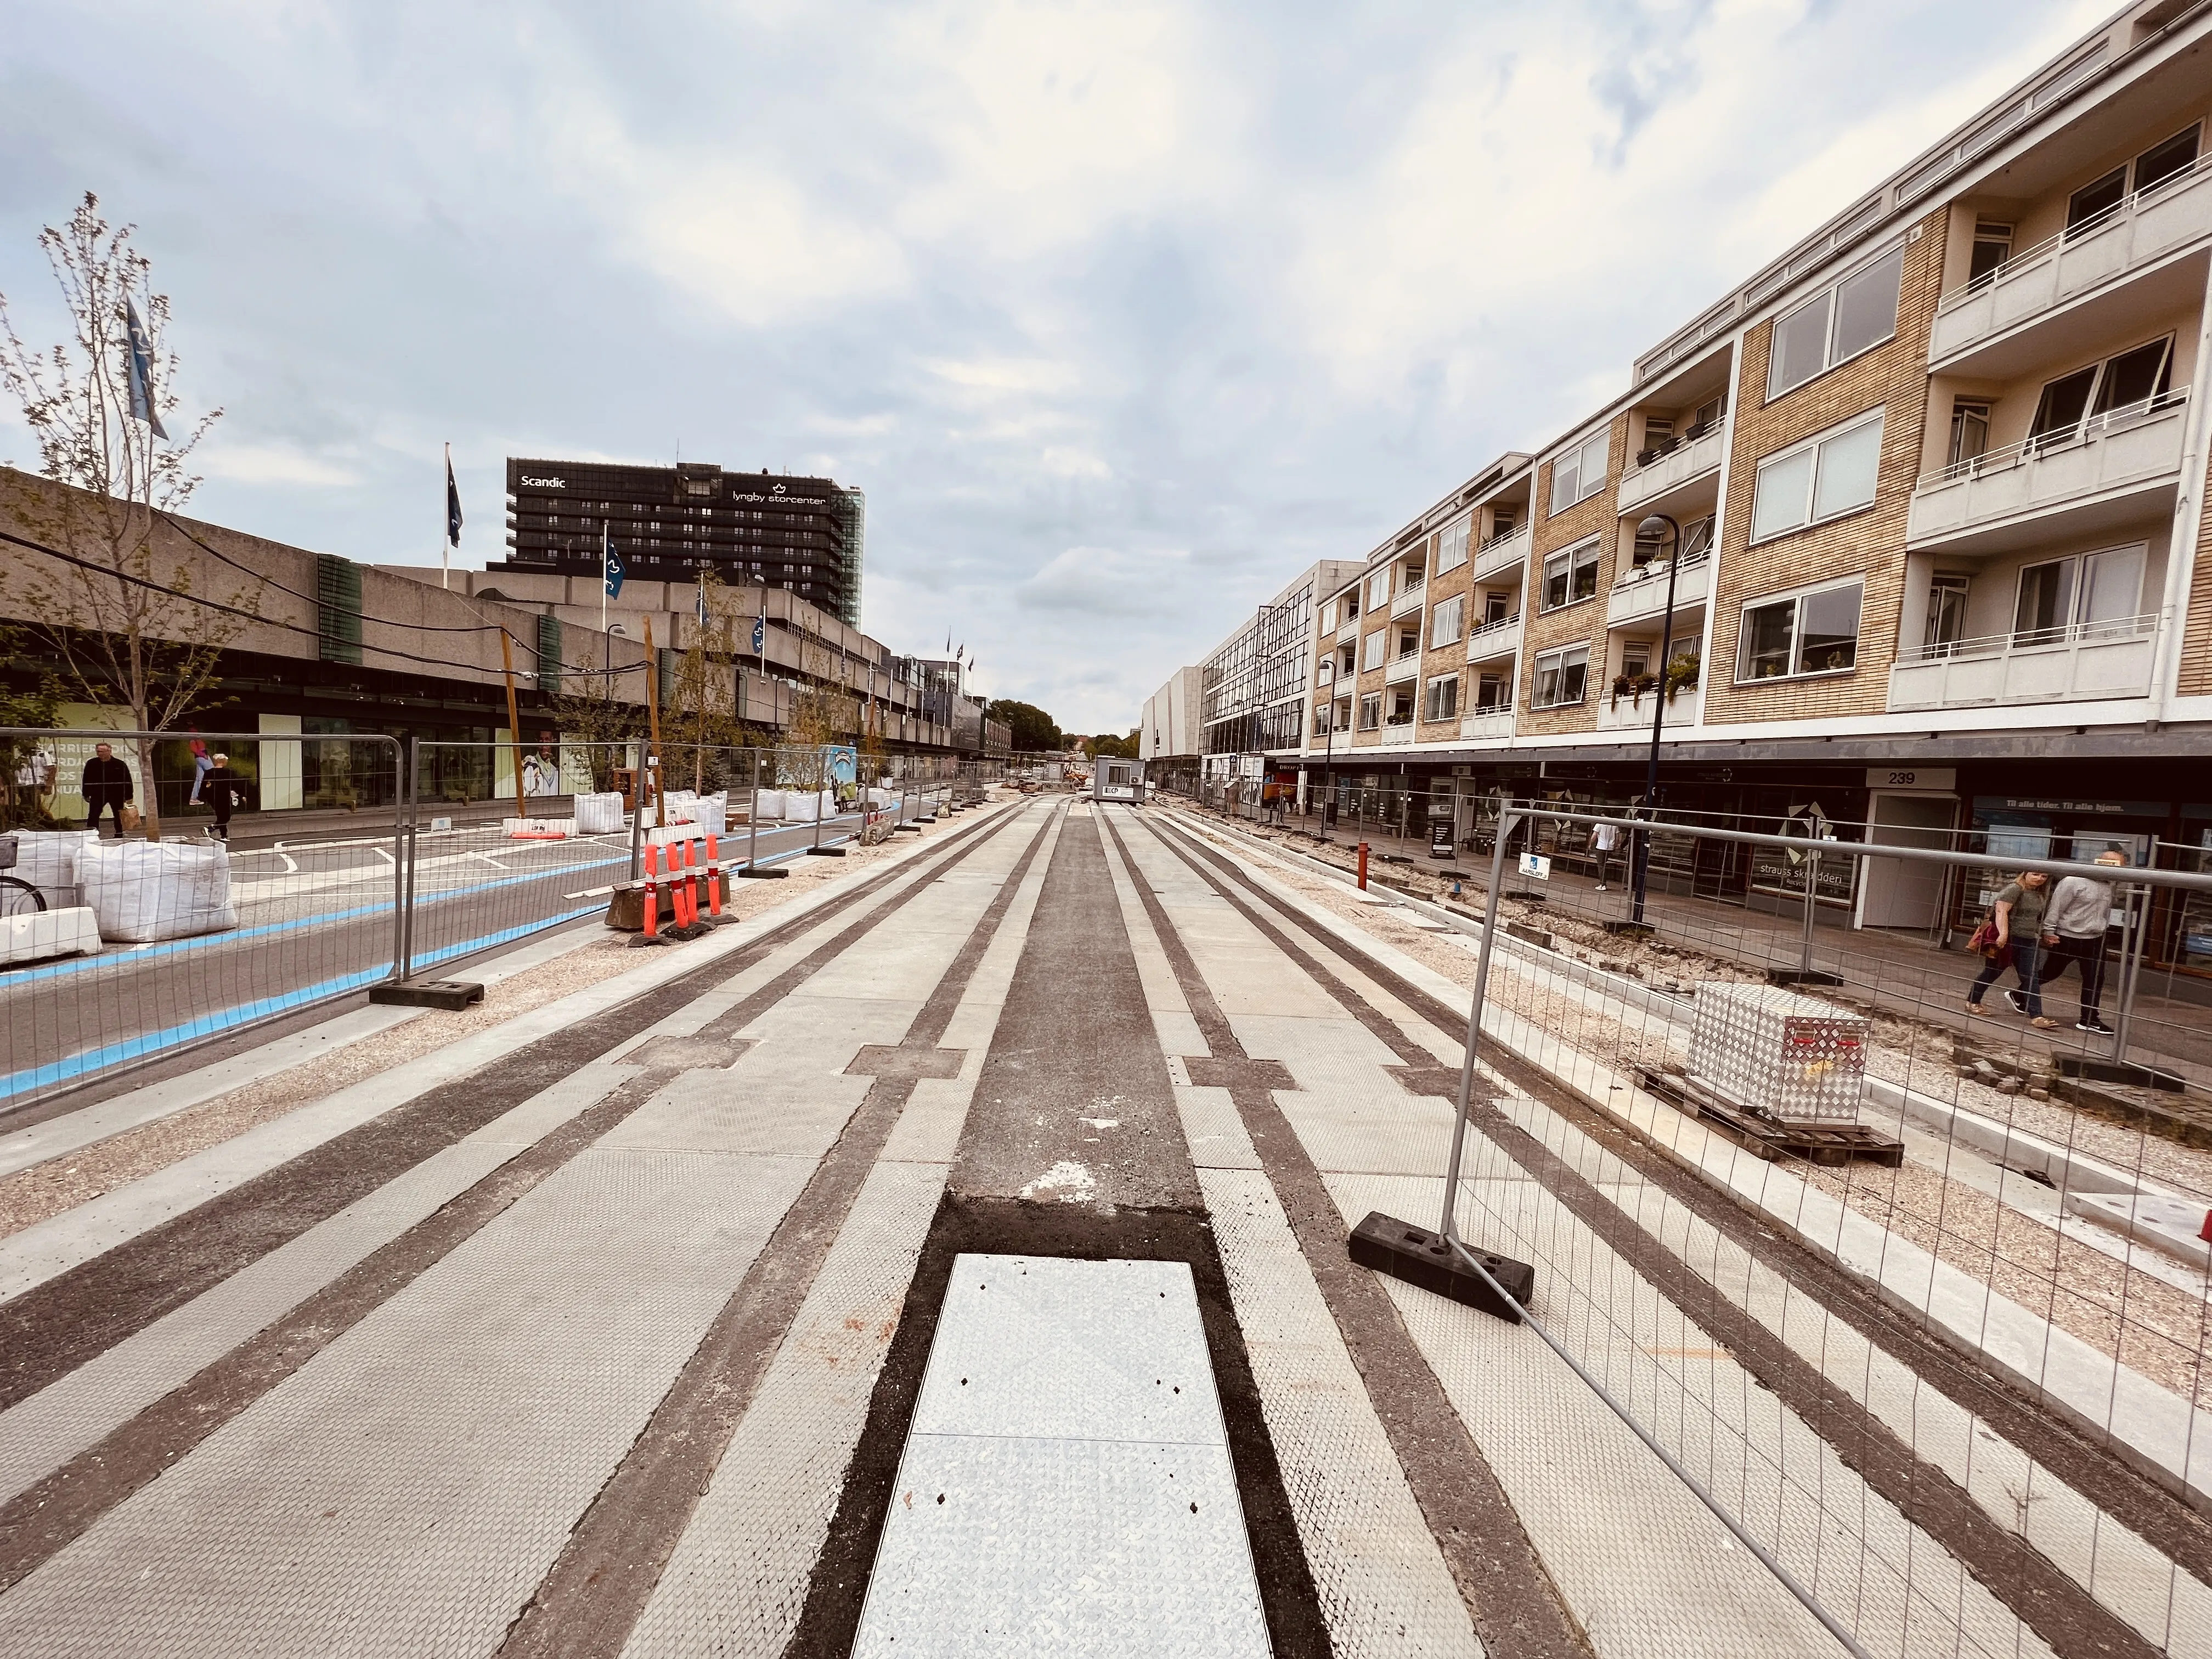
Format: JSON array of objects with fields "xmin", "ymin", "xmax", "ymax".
[
  {"xmin": 1176, "ymin": 1084, "xmax": 1259, "ymax": 1171},
  {"xmin": 0, "ymin": 1146, "xmax": 818, "ymax": 1659},
  {"xmin": 621, "ymin": 1158, "xmax": 951, "ymax": 1659}
]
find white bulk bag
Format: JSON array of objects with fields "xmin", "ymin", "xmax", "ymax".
[
  {"xmin": 661, "ymin": 789, "xmax": 698, "ymax": 825},
  {"xmin": 754, "ymin": 788, "xmax": 787, "ymax": 821},
  {"xmin": 691, "ymin": 792, "xmax": 728, "ymax": 835},
  {"xmin": 783, "ymin": 791, "xmax": 819, "ymax": 823},
  {"xmin": 574, "ymin": 792, "xmax": 625, "ymax": 834},
  {"xmin": 77, "ymin": 838, "xmax": 237, "ymax": 943},
  {"xmin": 10, "ymin": 829, "xmax": 98, "ymax": 910}
]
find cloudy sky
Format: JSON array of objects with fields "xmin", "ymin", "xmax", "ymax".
[{"xmin": 2, "ymin": 0, "xmax": 2112, "ymax": 733}]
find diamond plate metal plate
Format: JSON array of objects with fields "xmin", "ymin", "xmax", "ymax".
[
  {"xmin": 623, "ymin": 1158, "xmax": 949, "ymax": 1659},
  {"xmin": 850, "ymin": 1254, "xmax": 1266, "ymax": 1659},
  {"xmin": 1197, "ymin": 1167, "xmax": 1482, "ymax": 1658},
  {"xmin": 1175, "ymin": 1085, "xmax": 1259, "ymax": 1171},
  {"xmin": 0, "ymin": 1147, "xmax": 817, "ymax": 1659}
]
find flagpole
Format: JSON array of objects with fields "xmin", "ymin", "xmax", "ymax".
[
  {"xmin": 602, "ymin": 520, "xmax": 610, "ymax": 633},
  {"xmin": 443, "ymin": 443, "xmax": 452, "ymax": 589}
]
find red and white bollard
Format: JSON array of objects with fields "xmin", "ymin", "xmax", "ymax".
[
  {"xmin": 630, "ymin": 843, "xmax": 668, "ymax": 948},
  {"xmin": 702, "ymin": 832, "xmax": 732, "ymax": 925}
]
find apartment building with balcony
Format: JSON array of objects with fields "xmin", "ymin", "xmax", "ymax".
[{"xmin": 1233, "ymin": 0, "xmax": 2212, "ymax": 965}]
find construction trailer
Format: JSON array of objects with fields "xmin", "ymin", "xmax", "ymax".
[{"xmin": 1093, "ymin": 758, "xmax": 1145, "ymax": 805}]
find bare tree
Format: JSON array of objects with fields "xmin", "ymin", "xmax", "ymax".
[{"xmin": 0, "ymin": 193, "xmax": 253, "ymax": 839}]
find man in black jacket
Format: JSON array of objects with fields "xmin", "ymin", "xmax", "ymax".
[
  {"xmin": 81, "ymin": 743, "xmax": 133, "ymax": 838},
  {"xmin": 202, "ymin": 753, "xmax": 246, "ymax": 842}
]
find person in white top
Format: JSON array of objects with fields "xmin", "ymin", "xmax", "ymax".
[
  {"xmin": 1590, "ymin": 817, "xmax": 1621, "ymax": 891},
  {"xmin": 2039, "ymin": 849, "xmax": 2126, "ymax": 1036}
]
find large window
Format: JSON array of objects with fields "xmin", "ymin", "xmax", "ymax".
[
  {"xmin": 2028, "ymin": 337, "xmax": 2173, "ymax": 445},
  {"xmin": 1765, "ymin": 244, "xmax": 1904, "ymax": 399},
  {"xmin": 2014, "ymin": 544, "xmax": 2145, "ymax": 645},
  {"xmin": 1396, "ymin": 626, "xmax": 1421, "ymax": 659},
  {"xmin": 1548, "ymin": 433, "xmax": 1610, "ymax": 514},
  {"xmin": 1541, "ymin": 539, "xmax": 1601, "ymax": 610},
  {"xmin": 1750, "ymin": 411, "xmax": 1883, "ymax": 541},
  {"xmin": 1357, "ymin": 692, "xmax": 1381, "ymax": 731},
  {"xmin": 1423, "ymin": 674, "xmax": 1460, "ymax": 723},
  {"xmin": 2067, "ymin": 125, "xmax": 2200, "ymax": 234},
  {"xmin": 1435, "ymin": 515, "xmax": 1471, "ymax": 575},
  {"xmin": 1532, "ymin": 644, "xmax": 1590, "ymax": 708},
  {"xmin": 1430, "ymin": 592, "xmax": 1465, "ymax": 649},
  {"xmin": 1737, "ymin": 579, "xmax": 1863, "ymax": 681},
  {"xmin": 1362, "ymin": 630, "xmax": 1387, "ymax": 672},
  {"xmin": 1367, "ymin": 570, "xmax": 1391, "ymax": 611}
]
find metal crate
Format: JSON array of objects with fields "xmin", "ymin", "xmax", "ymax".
[{"xmin": 1687, "ymin": 982, "xmax": 1866, "ymax": 1127}]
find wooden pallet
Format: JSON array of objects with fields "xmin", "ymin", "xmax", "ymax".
[{"xmin": 1637, "ymin": 1069, "xmax": 1904, "ymax": 1168}]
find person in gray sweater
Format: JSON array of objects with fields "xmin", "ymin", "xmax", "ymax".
[{"xmin": 2039, "ymin": 850, "xmax": 2128, "ymax": 1035}]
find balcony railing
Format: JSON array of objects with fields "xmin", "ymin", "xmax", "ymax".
[
  {"xmin": 1384, "ymin": 650, "xmax": 1421, "ymax": 684},
  {"xmin": 1381, "ymin": 719, "xmax": 1416, "ymax": 746},
  {"xmin": 1595, "ymin": 681, "xmax": 1702, "ymax": 731},
  {"xmin": 1932, "ymin": 151, "xmax": 2212, "ymax": 366},
  {"xmin": 1465, "ymin": 612, "xmax": 1523, "ymax": 662},
  {"xmin": 1606, "ymin": 550, "xmax": 1711, "ymax": 629},
  {"xmin": 1888, "ymin": 613, "xmax": 2158, "ymax": 712},
  {"xmin": 1390, "ymin": 582, "xmax": 1426, "ymax": 618},
  {"xmin": 1616, "ymin": 421, "xmax": 1727, "ymax": 515},
  {"xmin": 1470, "ymin": 521, "xmax": 1532, "ymax": 583},
  {"xmin": 1459, "ymin": 706, "xmax": 1516, "ymax": 742},
  {"xmin": 1908, "ymin": 391, "xmax": 2188, "ymax": 549}
]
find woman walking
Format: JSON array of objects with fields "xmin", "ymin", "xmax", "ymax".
[{"xmin": 1968, "ymin": 870, "xmax": 2057, "ymax": 1029}]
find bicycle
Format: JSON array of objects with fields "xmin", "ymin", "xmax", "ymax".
[{"xmin": 0, "ymin": 837, "xmax": 48, "ymax": 917}]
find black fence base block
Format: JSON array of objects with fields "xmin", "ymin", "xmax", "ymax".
[
  {"xmin": 806, "ymin": 845, "xmax": 849, "ymax": 857},
  {"xmin": 1349, "ymin": 1212, "xmax": 1530, "ymax": 1324},
  {"xmin": 1601, "ymin": 918, "xmax": 1652, "ymax": 936},
  {"xmin": 740, "ymin": 865, "xmax": 791, "ymax": 879},
  {"xmin": 369, "ymin": 979, "xmax": 486, "ymax": 1011},
  {"xmin": 893, "ymin": 824, "xmax": 924, "ymax": 834},
  {"xmin": 1766, "ymin": 968, "xmax": 1845, "ymax": 987},
  {"xmin": 2056, "ymin": 1054, "xmax": 2186, "ymax": 1091},
  {"xmin": 626, "ymin": 934, "xmax": 671, "ymax": 949}
]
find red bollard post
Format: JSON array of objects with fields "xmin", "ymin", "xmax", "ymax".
[
  {"xmin": 673, "ymin": 838, "xmax": 700, "ymax": 936},
  {"xmin": 631, "ymin": 842, "xmax": 667, "ymax": 948},
  {"xmin": 1357, "ymin": 841, "xmax": 1369, "ymax": 891},
  {"xmin": 703, "ymin": 832, "xmax": 731, "ymax": 924},
  {"xmin": 685, "ymin": 837, "xmax": 709, "ymax": 932}
]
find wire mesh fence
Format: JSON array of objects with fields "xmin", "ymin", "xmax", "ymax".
[
  {"xmin": 1424, "ymin": 807, "xmax": 2212, "ymax": 1658},
  {"xmin": 0, "ymin": 731, "xmax": 980, "ymax": 1116}
]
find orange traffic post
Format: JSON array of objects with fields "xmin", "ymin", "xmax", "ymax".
[
  {"xmin": 631, "ymin": 843, "xmax": 667, "ymax": 948},
  {"xmin": 673, "ymin": 838, "xmax": 699, "ymax": 936},
  {"xmin": 703, "ymin": 832, "xmax": 731, "ymax": 924}
]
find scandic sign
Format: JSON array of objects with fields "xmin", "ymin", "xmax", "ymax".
[{"xmin": 520, "ymin": 476, "xmax": 566, "ymax": 488}]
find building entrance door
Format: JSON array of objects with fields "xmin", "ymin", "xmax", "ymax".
[{"xmin": 1861, "ymin": 793, "xmax": 1956, "ymax": 930}]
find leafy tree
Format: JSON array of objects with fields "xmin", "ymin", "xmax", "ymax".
[
  {"xmin": 985, "ymin": 698, "xmax": 1062, "ymax": 754},
  {"xmin": 1084, "ymin": 729, "xmax": 1140, "ymax": 760},
  {"xmin": 0, "ymin": 194, "xmax": 256, "ymax": 840}
]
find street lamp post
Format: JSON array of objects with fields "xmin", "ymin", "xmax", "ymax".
[
  {"xmin": 1319, "ymin": 689, "xmax": 1337, "ymax": 842},
  {"xmin": 1629, "ymin": 512, "xmax": 1682, "ymax": 930}
]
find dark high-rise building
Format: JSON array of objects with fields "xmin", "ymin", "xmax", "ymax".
[{"xmin": 494, "ymin": 459, "xmax": 865, "ymax": 624}]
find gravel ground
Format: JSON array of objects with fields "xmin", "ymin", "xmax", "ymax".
[
  {"xmin": 0, "ymin": 814, "xmax": 949, "ymax": 1241},
  {"xmin": 1177, "ymin": 810, "xmax": 2212, "ymax": 1393}
]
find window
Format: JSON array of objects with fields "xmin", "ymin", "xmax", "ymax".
[
  {"xmin": 1362, "ymin": 630, "xmax": 1387, "ymax": 672},
  {"xmin": 1481, "ymin": 590, "xmax": 1510, "ymax": 627},
  {"xmin": 1948, "ymin": 399, "xmax": 1991, "ymax": 466},
  {"xmin": 1765, "ymin": 244, "xmax": 1904, "ymax": 398},
  {"xmin": 1549, "ymin": 433, "xmax": 1609, "ymax": 514},
  {"xmin": 1736, "ymin": 580, "xmax": 1863, "ymax": 680},
  {"xmin": 1396, "ymin": 627, "xmax": 1420, "ymax": 659},
  {"xmin": 1435, "ymin": 515, "xmax": 1471, "ymax": 575},
  {"xmin": 1487, "ymin": 503, "xmax": 1521, "ymax": 541},
  {"xmin": 1541, "ymin": 539, "xmax": 1601, "ymax": 610},
  {"xmin": 1967, "ymin": 222, "xmax": 2013, "ymax": 288},
  {"xmin": 1401, "ymin": 557, "xmax": 1425, "ymax": 592},
  {"xmin": 2069, "ymin": 126, "xmax": 2200, "ymax": 234},
  {"xmin": 1339, "ymin": 644, "xmax": 1356, "ymax": 675},
  {"xmin": 1533, "ymin": 645, "xmax": 1590, "ymax": 708},
  {"xmin": 1367, "ymin": 571, "xmax": 1391, "ymax": 611},
  {"xmin": 1387, "ymin": 689, "xmax": 1416, "ymax": 725},
  {"xmin": 1750, "ymin": 411, "xmax": 1883, "ymax": 541},
  {"xmin": 1423, "ymin": 674, "xmax": 1460, "ymax": 722},
  {"xmin": 1357, "ymin": 693, "xmax": 1381, "ymax": 731},
  {"xmin": 1925, "ymin": 574, "xmax": 1970, "ymax": 654},
  {"xmin": 1474, "ymin": 670, "xmax": 1510, "ymax": 710},
  {"xmin": 2029, "ymin": 337, "xmax": 2173, "ymax": 446},
  {"xmin": 2013, "ymin": 545, "xmax": 2144, "ymax": 644},
  {"xmin": 1342, "ymin": 590, "xmax": 1359, "ymax": 621},
  {"xmin": 1430, "ymin": 592, "xmax": 1465, "ymax": 650}
]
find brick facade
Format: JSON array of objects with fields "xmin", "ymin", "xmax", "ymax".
[
  {"xmin": 1519, "ymin": 415, "xmax": 1628, "ymax": 735},
  {"xmin": 1705, "ymin": 209, "xmax": 1944, "ymax": 725}
]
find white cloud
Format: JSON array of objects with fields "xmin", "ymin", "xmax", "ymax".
[{"xmin": 194, "ymin": 442, "xmax": 363, "ymax": 487}]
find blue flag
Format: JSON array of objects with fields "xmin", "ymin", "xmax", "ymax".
[
  {"xmin": 751, "ymin": 616, "xmax": 766, "ymax": 654},
  {"xmin": 603, "ymin": 524, "xmax": 625, "ymax": 598},
  {"xmin": 123, "ymin": 299, "xmax": 168, "ymax": 440}
]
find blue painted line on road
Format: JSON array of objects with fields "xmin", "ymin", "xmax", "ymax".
[{"xmin": 3, "ymin": 901, "xmax": 609, "ymax": 1100}]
